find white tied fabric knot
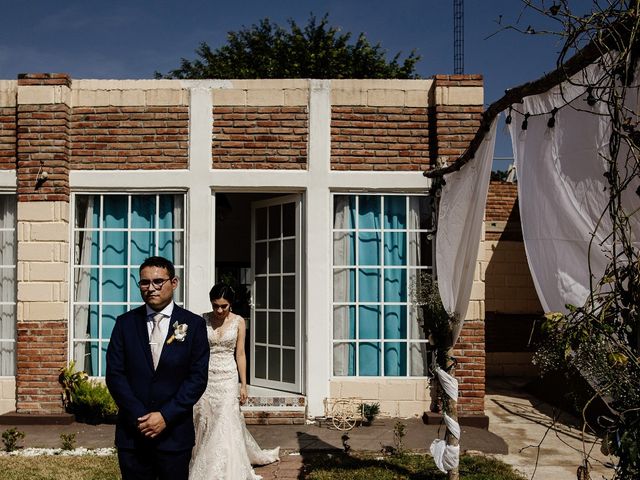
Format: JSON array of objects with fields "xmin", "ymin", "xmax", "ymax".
[
  {"xmin": 430, "ymin": 439, "xmax": 460, "ymax": 473},
  {"xmin": 150, "ymin": 313, "xmax": 164, "ymax": 369}
]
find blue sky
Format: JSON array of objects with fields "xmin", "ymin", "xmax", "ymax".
[{"xmin": 0, "ymin": 0, "xmax": 580, "ymax": 166}]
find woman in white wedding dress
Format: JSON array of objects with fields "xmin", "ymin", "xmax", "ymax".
[{"xmin": 189, "ymin": 284, "xmax": 279, "ymax": 480}]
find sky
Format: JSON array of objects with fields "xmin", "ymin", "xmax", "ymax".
[{"xmin": 0, "ymin": 0, "xmax": 583, "ymax": 168}]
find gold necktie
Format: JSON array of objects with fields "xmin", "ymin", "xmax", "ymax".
[{"xmin": 150, "ymin": 313, "xmax": 164, "ymax": 369}]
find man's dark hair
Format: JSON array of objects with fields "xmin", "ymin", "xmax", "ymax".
[
  {"xmin": 209, "ymin": 283, "xmax": 235, "ymax": 303},
  {"xmin": 140, "ymin": 256, "xmax": 176, "ymax": 278}
]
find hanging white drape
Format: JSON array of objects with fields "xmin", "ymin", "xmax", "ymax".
[
  {"xmin": 74, "ymin": 197, "xmax": 95, "ymax": 372},
  {"xmin": 332, "ymin": 197, "xmax": 353, "ymax": 375},
  {"xmin": 508, "ymin": 62, "xmax": 640, "ymax": 313},
  {"xmin": 436, "ymin": 118, "xmax": 498, "ymax": 343},
  {"xmin": 0, "ymin": 196, "xmax": 16, "ymax": 376}
]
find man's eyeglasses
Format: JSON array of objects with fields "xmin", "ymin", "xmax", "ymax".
[{"xmin": 138, "ymin": 278, "xmax": 172, "ymax": 290}]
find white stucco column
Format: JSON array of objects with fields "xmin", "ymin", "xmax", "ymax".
[
  {"xmin": 305, "ymin": 80, "xmax": 332, "ymax": 417},
  {"xmin": 186, "ymin": 86, "xmax": 214, "ymax": 314}
]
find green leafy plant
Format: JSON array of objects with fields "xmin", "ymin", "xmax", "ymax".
[
  {"xmin": 2, "ymin": 428, "xmax": 25, "ymax": 452},
  {"xmin": 392, "ymin": 421, "xmax": 406, "ymax": 456},
  {"xmin": 60, "ymin": 433, "xmax": 76, "ymax": 451},
  {"xmin": 58, "ymin": 362, "xmax": 118, "ymax": 424},
  {"xmin": 362, "ymin": 402, "xmax": 380, "ymax": 424}
]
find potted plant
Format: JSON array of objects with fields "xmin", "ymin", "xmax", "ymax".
[{"xmin": 362, "ymin": 402, "xmax": 380, "ymax": 425}]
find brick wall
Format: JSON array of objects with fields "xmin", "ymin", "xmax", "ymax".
[
  {"xmin": 453, "ymin": 319, "xmax": 485, "ymax": 415},
  {"xmin": 330, "ymin": 106, "xmax": 429, "ymax": 170},
  {"xmin": 212, "ymin": 106, "xmax": 308, "ymax": 169},
  {"xmin": 70, "ymin": 106, "xmax": 189, "ymax": 169},
  {"xmin": 0, "ymin": 106, "xmax": 16, "ymax": 169},
  {"xmin": 431, "ymin": 75, "xmax": 483, "ymax": 166}
]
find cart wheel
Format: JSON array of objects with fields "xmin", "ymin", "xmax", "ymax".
[{"xmin": 331, "ymin": 400, "xmax": 357, "ymax": 431}]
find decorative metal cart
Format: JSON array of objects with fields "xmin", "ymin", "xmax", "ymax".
[{"xmin": 323, "ymin": 397, "xmax": 365, "ymax": 431}]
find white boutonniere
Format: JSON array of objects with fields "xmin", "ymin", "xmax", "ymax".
[{"xmin": 167, "ymin": 321, "xmax": 188, "ymax": 344}]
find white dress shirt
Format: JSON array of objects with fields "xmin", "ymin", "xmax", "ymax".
[{"xmin": 145, "ymin": 302, "xmax": 174, "ymax": 352}]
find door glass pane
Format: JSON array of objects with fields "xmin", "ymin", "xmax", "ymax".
[
  {"xmin": 102, "ymin": 305, "xmax": 126, "ymax": 338},
  {"xmin": 358, "ymin": 269, "xmax": 380, "ymax": 302},
  {"xmin": 255, "ymin": 311, "xmax": 267, "ymax": 343},
  {"xmin": 384, "ymin": 231, "xmax": 406, "ymax": 266},
  {"xmin": 75, "ymin": 195, "xmax": 100, "ymax": 228},
  {"xmin": 255, "ymin": 207, "xmax": 268, "ymax": 240},
  {"xmin": 282, "ymin": 312, "xmax": 295, "ymax": 346},
  {"xmin": 103, "ymin": 196, "xmax": 128, "ymax": 228},
  {"xmin": 102, "ymin": 268, "xmax": 127, "ymax": 302},
  {"xmin": 333, "ymin": 232, "xmax": 355, "ymax": 266},
  {"xmin": 358, "ymin": 232, "xmax": 380, "ymax": 265},
  {"xmin": 359, "ymin": 305, "xmax": 380, "ymax": 339},
  {"xmin": 268, "ymin": 347, "xmax": 280, "ymax": 381},
  {"xmin": 410, "ymin": 343, "xmax": 429, "ymax": 376},
  {"xmin": 268, "ymin": 205, "xmax": 281, "ymax": 239},
  {"xmin": 282, "ymin": 349, "xmax": 295, "ymax": 383},
  {"xmin": 268, "ymin": 276, "xmax": 280, "ymax": 309},
  {"xmin": 255, "ymin": 346, "xmax": 266, "ymax": 379},
  {"xmin": 282, "ymin": 239, "xmax": 295, "ymax": 272},
  {"xmin": 384, "ymin": 305, "xmax": 407, "ymax": 339},
  {"xmin": 333, "ymin": 195, "xmax": 355, "ymax": 229},
  {"xmin": 384, "ymin": 342, "xmax": 406, "ymax": 376},
  {"xmin": 282, "ymin": 276, "xmax": 295, "ymax": 309},
  {"xmin": 74, "ymin": 231, "xmax": 100, "ymax": 265},
  {"xmin": 103, "ymin": 231, "xmax": 128, "ymax": 265},
  {"xmin": 255, "ymin": 242, "xmax": 267, "ymax": 275},
  {"xmin": 282, "ymin": 202, "xmax": 295, "ymax": 237},
  {"xmin": 333, "ymin": 306, "xmax": 355, "ymax": 340},
  {"xmin": 268, "ymin": 311, "xmax": 281, "ymax": 345},
  {"xmin": 131, "ymin": 196, "xmax": 155, "ymax": 229},
  {"xmin": 384, "ymin": 268, "xmax": 406, "ymax": 301},
  {"xmin": 159, "ymin": 195, "xmax": 182, "ymax": 229},
  {"xmin": 410, "ymin": 196, "xmax": 433, "ymax": 230},
  {"xmin": 268, "ymin": 240, "xmax": 281, "ymax": 273},
  {"xmin": 333, "ymin": 343, "xmax": 355, "ymax": 376},
  {"xmin": 131, "ymin": 231, "xmax": 155, "ymax": 265},
  {"xmin": 384, "ymin": 196, "xmax": 406, "ymax": 229},
  {"xmin": 358, "ymin": 196, "xmax": 380, "ymax": 229},
  {"xmin": 333, "ymin": 268, "xmax": 356, "ymax": 302},
  {"xmin": 359, "ymin": 342, "xmax": 380, "ymax": 376},
  {"xmin": 255, "ymin": 277, "xmax": 267, "ymax": 308}
]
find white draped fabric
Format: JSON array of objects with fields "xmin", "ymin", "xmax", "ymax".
[
  {"xmin": 435, "ymin": 118, "xmax": 498, "ymax": 343},
  {"xmin": 508, "ymin": 63, "xmax": 640, "ymax": 313},
  {"xmin": 430, "ymin": 118, "xmax": 497, "ymax": 473}
]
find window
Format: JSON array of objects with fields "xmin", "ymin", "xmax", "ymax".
[
  {"xmin": 72, "ymin": 194, "xmax": 185, "ymax": 376},
  {"xmin": 0, "ymin": 195, "xmax": 16, "ymax": 376},
  {"xmin": 332, "ymin": 194, "xmax": 434, "ymax": 377}
]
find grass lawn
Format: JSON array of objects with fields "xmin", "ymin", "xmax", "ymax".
[
  {"xmin": 0, "ymin": 452, "xmax": 525, "ymax": 480},
  {"xmin": 0, "ymin": 455, "xmax": 120, "ymax": 480},
  {"xmin": 302, "ymin": 452, "xmax": 527, "ymax": 480}
]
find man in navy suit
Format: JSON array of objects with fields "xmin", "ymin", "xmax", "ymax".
[{"xmin": 106, "ymin": 256, "xmax": 209, "ymax": 480}]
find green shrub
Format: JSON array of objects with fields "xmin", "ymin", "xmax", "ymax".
[
  {"xmin": 362, "ymin": 402, "xmax": 380, "ymax": 423},
  {"xmin": 59, "ymin": 433, "xmax": 76, "ymax": 451},
  {"xmin": 2, "ymin": 428, "xmax": 25, "ymax": 452},
  {"xmin": 58, "ymin": 362, "xmax": 118, "ymax": 424}
]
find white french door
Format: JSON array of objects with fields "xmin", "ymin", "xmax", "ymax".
[{"xmin": 250, "ymin": 194, "xmax": 302, "ymax": 392}]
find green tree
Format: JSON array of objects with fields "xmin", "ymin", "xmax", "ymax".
[{"xmin": 157, "ymin": 14, "xmax": 420, "ymax": 79}]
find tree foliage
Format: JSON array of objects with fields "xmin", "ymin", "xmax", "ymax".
[{"xmin": 157, "ymin": 14, "xmax": 420, "ymax": 79}]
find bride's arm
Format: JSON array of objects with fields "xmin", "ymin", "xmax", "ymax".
[{"xmin": 235, "ymin": 316, "xmax": 248, "ymax": 405}]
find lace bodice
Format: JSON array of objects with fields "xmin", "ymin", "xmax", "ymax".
[{"xmin": 189, "ymin": 312, "xmax": 279, "ymax": 480}]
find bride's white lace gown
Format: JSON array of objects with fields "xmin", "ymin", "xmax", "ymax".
[{"xmin": 189, "ymin": 312, "xmax": 280, "ymax": 480}]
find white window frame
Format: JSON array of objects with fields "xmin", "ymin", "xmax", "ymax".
[
  {"xmin": 70, "ymin": 192, "xmax": 187, "ymax": 377},
  {"xmin": 331, "ymin": 192, "xmax": 435, "ymax": 378}
]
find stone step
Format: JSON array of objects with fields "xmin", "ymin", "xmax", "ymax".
[{"xmin": 243, "ymin": 410, "xmax": 306, "ymax": 425}]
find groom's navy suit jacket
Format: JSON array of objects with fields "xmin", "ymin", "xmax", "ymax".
[{"xmin": 106, "ymin": 304, "xmax": 209, "ymax": 452}]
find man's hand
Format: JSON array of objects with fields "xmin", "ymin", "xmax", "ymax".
[{"xmin": 137, "ymin": 412, "xmax": 166, "ymax": 438}]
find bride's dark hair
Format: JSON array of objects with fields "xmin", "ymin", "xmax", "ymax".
[{"xmin": 209, "ymin": 283, "xmax": 235, "ymax": 303}]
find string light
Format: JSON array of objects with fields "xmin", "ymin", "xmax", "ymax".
[
  {"xmin": 522, "ymin": 113, "xmax": 530, "ymax": 130},
  {"xmin": 547, "ymin": 108, "xmax": 557, "ymax": 128},
  {"xmin": 586, "ymin": 87, "xmax": 597, "ymax": 106},
  {"xmin": 505, "ymin": 106, "xmax": 512, "ymax": 125}
]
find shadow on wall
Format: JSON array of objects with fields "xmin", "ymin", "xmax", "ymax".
[{"xmin": 484, "ymin": 193, "xmax": 544, "ymax": 377}]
